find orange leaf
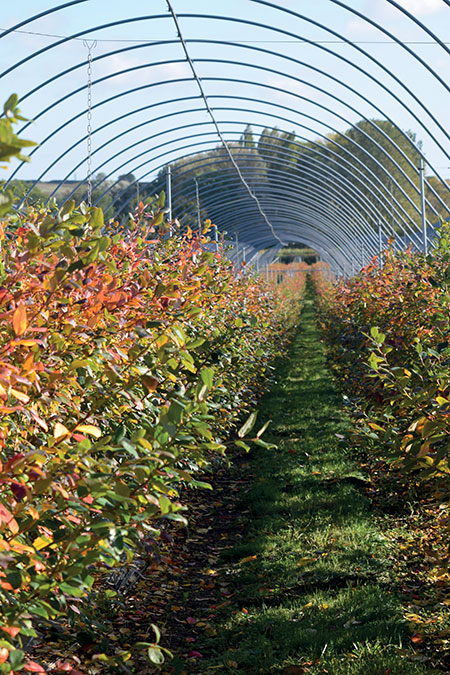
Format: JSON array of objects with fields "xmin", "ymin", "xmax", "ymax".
[
  {"xmin": 240, "ymin": 555, "xmax": 257, "ymax": 564},
  {"xmin": 411, "ymin": 633, "xmax": 424, "ymax": 644},
  {"xmin": 1, "ymin": 626, "xmax": 20, "ymax": 638},
  {"xmin": 0, "ymin": 504, "xmax": 19, "ymax": 535},
  {"xmin": 13, "ymin": 303, "xmax": 28, "ymax": 337},
  {"xmin": 0, "ymin": 648, "xmax": 9, "ymax": 664}
]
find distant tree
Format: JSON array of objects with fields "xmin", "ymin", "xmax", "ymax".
[
  {"xmin": 321, "ymin": 120, "xmax": 423, "ymax": 233},
  {"xmin": 8, "ymin": 180, "xmax": 47, "ymax": 206},
  {"xmin": 240, "ymin": 124, "xmax": 255, "ymax": 148},
  {"xmin": 425, "ymin": 176, "xmax": 450, "ymax": 223}
]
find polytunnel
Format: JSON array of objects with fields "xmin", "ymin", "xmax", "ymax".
[{"xmin": 2, "ymin": 0, "xmax": 450, "ymax": 274}]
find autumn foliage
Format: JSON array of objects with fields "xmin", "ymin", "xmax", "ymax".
[
  {"xmin": 0, "ymin": 192, "xmax": 304, "ymax": 672},
  {"xmin": 318, "ymin": 233, "xmax": 450, "ymax": 486}
]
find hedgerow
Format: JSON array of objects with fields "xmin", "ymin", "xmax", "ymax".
[
  {"xmin": 0, "ymin": 100, "xmax": 305, "ymax": 672},
  {"xmin": 317, "ymin": 232, "xmax": 450, "ymax": 487}
]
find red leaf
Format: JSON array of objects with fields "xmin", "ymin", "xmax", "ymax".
[
  {"xmin": 11, "ymin": 482, "xmax": 27, "ymax": 502},
  {"xmin": 24, "ymin": 661, "xmax": 46, "ymax": 673}
]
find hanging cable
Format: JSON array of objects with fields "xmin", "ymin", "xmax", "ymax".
[
  {"xmin": 165, "ymin": 0, "xmax": 285, "ymax": 246},
  {"xmin": 83, "ymin": 39, "xmax": 97, "ymax": 206}
]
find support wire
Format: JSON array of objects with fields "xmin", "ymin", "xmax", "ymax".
[{"xmin": 165, "ymin": 0, "xmax": 285, "ymax": 246}]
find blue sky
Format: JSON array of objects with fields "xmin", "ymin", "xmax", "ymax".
[{"xmin": 1, "ymin": 0, "xmax": 450, "ymax": 187}]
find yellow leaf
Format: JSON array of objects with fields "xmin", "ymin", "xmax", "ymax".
[
  {"xmin": 75, "ymin": 424, "xmax": 102, "ymax": 439},
  {"xmin": 53, "ymin": 422, "xmax": 70, "ymax": 441},
  {"xmin": 33, "ymin": 536, "xmax": 52, "ymax": 551},
  {"xmin": 26, "ymin": 507, "xmax": 40, "ymax": 520},
  {"xmin": 12, "ymin": 302, "xmax": 27, "ymax": 337},
  {"xmin": 297, "ymin": 557, "xmax": 317, "ymax": 567},
  {"xmin": 11, "ymin": 541, "xmax": 36, "ymax": 555},
  {"xmin": 10, "ymin": 388, "xmax": 30, "ymax": 404}
]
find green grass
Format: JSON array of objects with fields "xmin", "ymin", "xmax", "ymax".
[{"xmin": 195, "ymin": 281, "xmax": 436, "ymax": 674}]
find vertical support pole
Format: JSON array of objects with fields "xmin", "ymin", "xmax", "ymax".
[
  {"xmin": 265, "ymin": 265, "xmax": 269, "ymax": 283},
  {"xmin": 235, "ymin": 232, "xmax": 239, "ymax": 270},
  {"xmin": 213, "ymin": 224, "xmax": 218, "ymax": 252},
  {"xmin": 378, "ymin": 222, "xmax": 383, "ymax": 267},
  {"xmin": 419, "ymin": 158, "xmax": 427, "ymax": 255},
  {"xmin": 361, "ymin": 241, "xmax": 365, "ymax": 269},
  {"xmin": 243, "ymin": 246, "xmax": 246, "ymax": 263},
  {"xmin": 194, "ymin": 177, "xmax": 201, "ymax": 236},
  {"xmin": 166, "ymin": 165, "xmax": 172, "ymax": 234}
]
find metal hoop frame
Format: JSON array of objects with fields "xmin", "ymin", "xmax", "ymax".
[{"xmin": 2, "ymin": 2, "xmax": 450, "ymax": 271}]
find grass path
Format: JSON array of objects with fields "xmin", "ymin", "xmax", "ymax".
[{"xmin": 193, "ymin": 282, "xmax": 434, "ymax": 673}]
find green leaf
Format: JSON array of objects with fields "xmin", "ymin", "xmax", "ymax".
[
  {"xmin": 151, "ymin": 624, "xmax": 161, "ymax": 644},
  {"xmin": 256, "ymin": 420, "xmax": 271, "ymax": 438},
  {"xmin": 8, "ymin": 650, "xmax": 24, "ymax": 670},
  {"xmin": 159, "ymin": 495, "xmax": 171, "ymax": 515},
  {"xmin": 0, "ymin": 191, "xmax": 13, "ymax": 217},
  {"xmin": 235, "ymin": 440, "xmax": 251, "ymax": 452},
  {"xmin": 59, "ymin": 582, "xmax": 87, "ymax": 597},
  {"xmin": 147, "ymin": 646, "xmax": 165, "ymax": 664},
  {"xmin": 252, "ymin": 438, "xmax": 277, "ymax": 449},
  {"xmin": 238, "ymin": 411, "xmax": 257, "ymax": 438},
  {"xmin": 59, "ymin": 199, "xmax": 75, "ymax": 218},
  {"xmin": 200, "ymin": 367, "xmax": 214, "ymax": 388},
  {"xmin": 369, "ymin": 352, "xmax": 383, "ymax": 370},
  {"xmin": 90, "ymin": 206, "xmax": 104, "ymax": 230},
  {"xmin": 156, "ymin": 190, "xmax": 166, "ymax": 209}
]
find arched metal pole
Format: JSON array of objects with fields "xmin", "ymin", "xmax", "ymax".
[
  {"xmin": 94, "ymin": 126, "xmax": 425, "ymax": 243},
  {"xmin": 2, "ymin": 3, "xmax": 450, "ymax": 267},
  {"xmin": 10, "ymin": 54, "xmax": 449, "ymax": 219}
]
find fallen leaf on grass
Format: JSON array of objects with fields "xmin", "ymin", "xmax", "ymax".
[
  {"xmin": 24, "ymin": 663, "xmax": 46, "ymax": 673},
  {"xmin": 297, "ymin": 557, "xmax": 317, "ymax": 567},
  {"xmin": 411, "ymin": 633, "xmax": 424, "ymax": 644},
  {"xmin": 240, "ymin": 555, "xmax": 257, "ymax": 563}
]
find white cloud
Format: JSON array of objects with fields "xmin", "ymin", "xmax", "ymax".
[
  {"xmin": 265, "ymin": 72, "xmax": 311, "ymax": 104},
  {"xmin": 345, "ymin": 0, "xmax": 446, "ymax": 40},
  {"xmin": 391, "ymin": 0, "xmax": 444, "ymax": 16},
  {"xmin": 346, "ymin": 17, "xmax": 380, "ymax": 36},
  {"xmin": 96, "ymin": 53, "xmax": 191, "ymax": 90}
]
